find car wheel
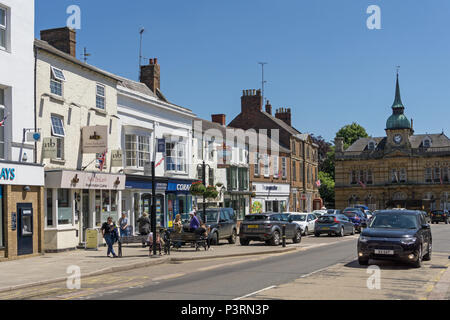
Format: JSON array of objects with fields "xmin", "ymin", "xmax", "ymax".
[
  {"xmin": 412, "ymin": 246, "xmax": 423, "ymax": 268},
  {"xmin": 358, "ymin": 258, "xmax": 369, "ymax": 265},
  {"xmin": 228, "ymin": 229, "xmax": 237, "ymax": 244},
  {"xmin": 293, "ymin": 229, "xmax": 302, "ymax": 243},
  {"xmin": 423, "ymin": 242, "xmax": 432, "ymax": 261},
  {"xmin": 303, "ymin": 227, "xmax": 308, "ymax": 236},
  {"xmin": 211, "ymin": 232, "xmax": 219, "ymax": 245},
  {"xmin": 314, "ymin": 232, "xmax": 320, "ymax": 237},
  {"xmin": 339, "ymin": 227, "xmax": 344, "ymax": 237},
  {"xmin": 239, "ymin": 238, "xmax": 250, "ymax": 246},
  {"xmin": 270, "ymin": 231, "xmax": 281, "ymax": 246}
]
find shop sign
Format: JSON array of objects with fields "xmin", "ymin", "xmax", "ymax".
[
  {"xmin": 42, "ymin": 137, "xmax": 58, "ymax": 159},
  {"xmin": 45, "ymin": 171, "xmax": 125, "ymax": 190},
  {"xmin": 176, "ymin": 184, "xmax": 191, "ymax": 191},
  {"xmin": 110, "ymin": 150, "xmax": 123, "ymax": 167},
  {"xmin": 0, "ymin": 168, "xmax": 15, "ymax": 181},
  {"xmin": 0, "ymin": 164, "xmax": 44, "ymax": 186},
  {"xmin": 263, "ymin": 185, "xmax": 278, "ymax": 191},
  {"xmin": 82, "ymin": 125, "xmax": 108, "ymax": 153},
  {"xmin": 157, "ymin": 139, "xmax": 166, "ymax": 153},
  {"xmin": 85, "ymin": 229, "xmax": 98, "ymax": 250},
  {"xmin": 167, "ymin": 182, "xmax": 192, "ymax": 192}
]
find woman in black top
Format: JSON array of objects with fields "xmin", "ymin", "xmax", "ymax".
[{"xmin": 102, "ymin": 217, "xmax": 118, "ymax": 258}]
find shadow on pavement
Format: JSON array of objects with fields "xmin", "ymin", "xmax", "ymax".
[{"xmin": 344, "ymin": 259, "xmax": 416, "ymax": 270}]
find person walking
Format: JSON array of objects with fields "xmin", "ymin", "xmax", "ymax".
[
  {"xmin": 173, "ymin": 214, "xmax": 183, "ymax": 249},
  {"xmin": 137, "ymin": 212, "xmax": 151, "ymax": 235},
  {"xmin": 118, "ymin": 212, "xmax": 130, "ymax": 237},
  {"xmin": 101, "ymin": 217, "xmax": 118, "ymax": 258}
]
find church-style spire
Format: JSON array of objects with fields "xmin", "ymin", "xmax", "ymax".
[{"xmin": 391, "ymin": 72, "xmax": 404, "ymax": 110}]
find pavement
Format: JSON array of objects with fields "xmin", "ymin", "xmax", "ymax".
[{"xmin": 0, "ymin": 237, "xmax": 305, "ymax": 293}]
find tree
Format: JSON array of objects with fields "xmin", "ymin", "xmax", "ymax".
[
  {"xmin": 318, "ymin": 171, "xmax": 335, "ymax": 207},
  {"xmin": 310, "ymin": 134, "xmax": 332, "ymax": 171},
  {"xmin": 336, "ymin": 122, "xmax": 369, "ymax": 149}
]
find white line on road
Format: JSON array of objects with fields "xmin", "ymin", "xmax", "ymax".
[{"xmin": 233, "ymin": 285, "xmax": 277, "ymax": 300}]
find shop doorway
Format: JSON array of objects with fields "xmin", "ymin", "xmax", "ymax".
[
  {"xmin": 82, "ymin": 190, "xmax": 90, "ymax": 242},
  {"xmin": 17, "ymin": 203, "xmax": 33, "ymax": 256}
]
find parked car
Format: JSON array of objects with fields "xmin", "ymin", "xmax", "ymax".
[
  {"xmin": 430, "ymin": 210, "xmax": 449, "ymax": 224},
  {"xmin": 314, "ymin": 214, "xmax": 355, "ymax": 237},
  {"xmin": 239, "ymin": 213, "xmax": 302, "ymax": 246},
  {"xmin": 417, "ymin": 210, "xmax": 431, "ymax": 224},
  {"xmin": 357, "ymin": 210, "xmax": 432, "ymax": 268},
  {"xmin": 202, "ymin": 208, "xmax": 238, "ymax": 245},
  {"xmin": 326, "ymin": 209, "xmax": 341, "ymax": 215},
  {"xmin": 343, "ymin": 207, "xmax": 368, "ymax": 232},
  {"xmin": 288, "ymin": 213, "xmax": 317, "ymax": 235},
  {"xmin": 312, "ymin": 210, "xmax": 327, "ymax": 217}
]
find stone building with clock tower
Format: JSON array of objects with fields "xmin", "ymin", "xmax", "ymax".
[{"xmin": 335, "ymin": 74, "xmax": 450, "ymax": 211}]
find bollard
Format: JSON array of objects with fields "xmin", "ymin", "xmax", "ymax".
[{"xmin": 282, "ymin": 224, "xmax": 286, "ymax": 247}]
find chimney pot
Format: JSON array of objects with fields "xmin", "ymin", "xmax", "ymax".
[
  {"xmin": 154, "ymin": 58, "xmax": 158, "ymax": 64},
  {"xmin": 149, "ymin": 58, "xmax": 154, "ymax": 64},
  {"xmin": 211, "ymin": 114, "xmax": 226, "ymax": 126}
]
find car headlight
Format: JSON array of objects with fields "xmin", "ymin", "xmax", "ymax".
[
  {"xmin": 400, "ymin": 237, "xmax": 417, "ymax": 245},
  {"xmin": 359, "ymin": 235, "xmax": 370, "ymax": 243}
]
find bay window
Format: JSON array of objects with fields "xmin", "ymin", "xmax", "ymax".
[
  {"xmin": 166, "ymin": 138, "xmax": 187, "ymax": 173},
  {"xmin": 125, "ymin": 134, "xmax": 150, "ymax": 168}
]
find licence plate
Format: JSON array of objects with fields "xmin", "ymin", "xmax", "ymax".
[
  {"xmin": 374, "ymin": 249, "xmax": 394, "ymax": 255},
  {"xmin": 321, "ymin": 227, "xmax": 330, "ymax": 230},
  {"xmin": 247, "ymin": 225, "xmax": 259, "ymax": 229}
]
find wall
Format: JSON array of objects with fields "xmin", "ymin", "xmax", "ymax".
[{"xmin": 0, "ymin": 0, "xmax": 35, "ymax": 162}]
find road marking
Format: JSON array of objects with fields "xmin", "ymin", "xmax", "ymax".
[
  {"xmin": 299, "ymin": 266, "xmax": 331, "ymax": 278},
  {"xmin": 152, "ymin": 273, "xmax": 186, "ymax": 281},
  {"xmin": 233, "ymin": 285, "xmax": 277, "ymax": 300}
]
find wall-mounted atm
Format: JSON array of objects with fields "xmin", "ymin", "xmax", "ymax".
[{"xmin": 17, "ymin": 203, "xmax": 33, "ymax": 256}]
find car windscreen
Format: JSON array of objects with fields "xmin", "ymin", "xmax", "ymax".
[
  {"xmin": 343, "ymin": 211, "xmax": 357, "ymax": 218},
  {"xmin": 369, "ymin": 214, "xmax": 418, "ymax": 229},
  {"xmin": 204, "ymin": 210, "xmax": 219, "ymax": 223},
  {"xmin": 290, "ymin": 215, "xmax": 307, "ymax": 222},
  {"xmin": 244, "ymin": 215, "xmax": 268, "ymax": 221},
  {"xmin": 317, "ymin": 215, "xmax": 335, "ymax": 223}
]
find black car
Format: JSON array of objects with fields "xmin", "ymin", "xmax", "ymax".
[
  {"xmin": 357, "ymin": 210, "xmax": 432, "ymax": 268},
  {"xmin": 202, "ymin": 208, "xmax": 238, "ymax": 245},
  {"xmin": 239, "ymin": 213, "xmax": 302, "ymax": 246},
  {"xmin": 430, "ymin": 210, "xmax": 449, "ymax": 224}
]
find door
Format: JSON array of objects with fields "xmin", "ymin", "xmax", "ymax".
[
  {"xmin": 82, "ymin": 190, "xmax": 90, "ymax": 242},
  {"xmin": 17, "ymin": 203, "xmax": 33, "ymax": 256},
  {"xmin": 307, "ymin": 214, "xmax": 316, "ymax": 233}
]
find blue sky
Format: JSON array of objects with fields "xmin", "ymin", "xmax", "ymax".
[{"xmin": 35, "ymin": 0, "xmax": 450, "ymax": 142}]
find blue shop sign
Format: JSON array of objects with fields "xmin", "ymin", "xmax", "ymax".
[
  {"xmin": 167, "ymin": 180, "xmax": 192, "ymax": 192},
  {"xmin": 0, "ymin": 168, "xmax": 15, "ymax": 181},
  {"xmin": 125, "ymin": 179, "xmax": 167, "ymax": 190}
]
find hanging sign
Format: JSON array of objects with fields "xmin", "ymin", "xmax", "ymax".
[
  {"xmin": 110, "ymin": 150, "xmax": 123, "ymax": 167},
  {"xmin": 42, "ymin": 137, "xmax": 58, "ymax": 159},
  {"xmin": 82, "ymin": 125, "xmax": 108, "ymax": 153}
]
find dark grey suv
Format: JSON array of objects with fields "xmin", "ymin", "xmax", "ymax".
[
  {"xmin": 203, "ymin": 208, "xmax": 238, "ymax": 245},
  {"xmin": 239, "ymin": 213, "xmax": 302, "ymax": 246}
]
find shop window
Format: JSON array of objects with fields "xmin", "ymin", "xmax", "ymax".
[
  {"xmin": 0, "ymin": 186, "xmax": 3, "ymax": 247},
  {"xmin": 96, "ymin": 190, "xmax": 118, "ymax": 227},
  {"xmin": 57, "ymin": 189, "xmax": 72, "ymax": 225},
  {"xmin": 46, "ymin": 189, "xmax": 53, "ymax": 227}
]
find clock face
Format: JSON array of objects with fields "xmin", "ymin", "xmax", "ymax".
[{"xmin": 394, "ymin": 134, "xmax": 403, "ymax": 144}]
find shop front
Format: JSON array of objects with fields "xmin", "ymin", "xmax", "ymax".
[
  {"xmin": 251, "ymin": 182, "xmax": 290, "ymax": 214},
  {"xmin": 44, "ymin": 170, "xmax": 126, "ymax": 251},
  {"xmin": 166, "ymin": 180, "xmax": 194, "ymax": 228},
  {"xmin": 0, "ymin": 161, "xmax": 45, "ymax": 260},
  {"xmin": 123, "ymin": 175, "xmax": 168, "ymax": 234},
  {"xmin": 224, "ymin": 191, "xmax": 251, "ymax": 221}
]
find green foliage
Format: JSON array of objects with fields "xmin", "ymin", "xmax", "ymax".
[
  {"xmin": 336, "ymin": 122, "xmax": 369, "ymax": 149},
  {"xmin": 318, "ymin": 171, "xmax": 335, "ymax": 207},
  {"xmin": 204, "ymin": 186, "xmax": 219, "ymax": 199},
  {"xmin": 190, "ymin": 182, "xmax": 206, "ymax": 196}
]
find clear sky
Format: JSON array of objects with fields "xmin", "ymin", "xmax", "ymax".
[{"xmin": 35, "ymin": 0, "xmax": 450, "ymax": 142}]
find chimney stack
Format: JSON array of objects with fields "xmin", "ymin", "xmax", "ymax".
[
  {"xmin": 140, "ymin": 58, "xmax": 161, "ymax": 93},
  {"xmin": 241, "ymin": 89, "xmax": 262, "ymax": 114},
  {"xmin": 265, "ymin": 100, "xmax": 272, "ymax": 115},
  {"xmin": 211, "ymin": 114, "xmax": 226, "ymax": 126},
  {"xmin": 275, "ymin": 107, "xmax": 292, "ymax": 126},
  {"xmin": 40, "ymin": 27, "xmax": 77, "ymax": 57}
]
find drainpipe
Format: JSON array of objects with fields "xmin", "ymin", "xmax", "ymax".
[{"xmin": 33, "ymin": 46, "xmax": 37, "ymax": 163}]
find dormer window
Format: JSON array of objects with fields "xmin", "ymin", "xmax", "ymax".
[
  {"xmin": 368, "ymin": 140, "xmax": 376, "ymax": 151},
  {"xmin": 423, "ymin": 137, "xmax": 432, "ymax": 148}
]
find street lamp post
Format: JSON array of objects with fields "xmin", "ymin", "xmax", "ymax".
[
  {"xmin": 151, "ymin": 159, "xmax": 157, "ymax": 256},
  {"xmin": 197, "ymin": 160, "xmax": 211, "ymax": 223}
]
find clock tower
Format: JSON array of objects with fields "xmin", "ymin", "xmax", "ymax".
[{"xmin": 385, "ymin": 73, "xmax": 413, "ymax": 150}]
